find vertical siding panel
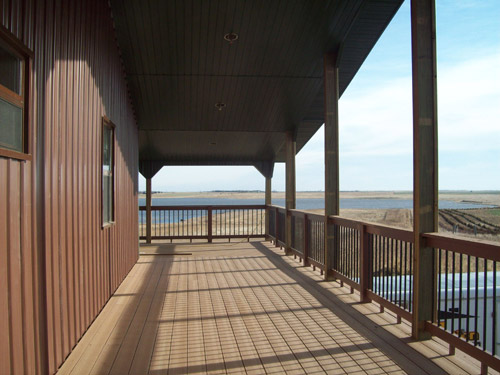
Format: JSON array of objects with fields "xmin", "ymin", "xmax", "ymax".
[
  {"xmin": 89, "ymin": 0, "xmax": 97, "ymax": 319},
  {"xmin": 74, "ymin": 0, "xmax": 85, "ymax": 339},
  {"xmin": 0, "ymin": 159, "xmax": 11, "ymax": 375},
  {"xmin": 104, "ymin": 4, "xmax": 111, "ymax": 303},
  {"xmin": 3, "ymin": 0, "xmax": 11, "ymax": 29},
  {"xmin": 101, "ymin": 2, "xmax": 108, "ymax": 306},
  {"xmin": 21, "ymin": 163, "xmax": 36, "ymax": 372},
  {"xmin": 85, "ymin": 0, "xmax": 92, "ymax": 321},
  {"xmin": 62, "ymin": 0, "xmax": 75, "ymax": 356},
  {"xmin": 7, "ymin": 161, "xmax": 24, "ymax": 375},
  {"xmin": 99, "ymin": 5, "xmax": 105, "ymax": 305},
  {"xmin": 2, "ymin": 1, "xmax": 8, "ymax": 28},
  {"xmin": 55, "ymin": 0, "xmax": 70, "ymax": 357},
  {"xmin": 42, "ymin": 0, "xmax": 56, "ymax": 370},
  {"xmin": 67, "ymin": 0, "xmax": 79, "ymax": 346},
  {"xmin": 91, "ymin": 0, "xmax": 98, "ymax": 322},
  {"xmin": 108, "ymin": 23, "xmax": 115, "ymax": 294},
  {"xmin": 98, "ymin": 0, "xmax": 106, "ymax": 308},
  {"xmin": 51, "ymin": 0, "xmax": 63, "ymax": 366},
  {"xmin": 31, "ymin": 0, "xmax": 46, "ymax": 372},
  {"xmin": 9, "ymin": 0, "xmax": 18, "ymax": 37},
  {"xmin": 74, "ymin": 5, "xmax": 83, "ymax": 340},
  {"xmin": 81, "ymin": 0, "xmax": 91, "ymax": 331},
  {"xmin": 65, "ymin": 61, "xmax": 76, "ymax": 355},
  {"xmin": 22, "ymin": 0, "xmax": 30, "ymax": 48}
]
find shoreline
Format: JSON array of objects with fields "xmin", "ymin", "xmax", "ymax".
[{"xmin": 138, "ymin": 191, "xmax": 500, "ymax": 206}]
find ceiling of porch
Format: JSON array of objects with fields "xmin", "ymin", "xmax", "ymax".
[{"xmin": 109, "ymin": 0, "xmax": 403, "ymax": 174}]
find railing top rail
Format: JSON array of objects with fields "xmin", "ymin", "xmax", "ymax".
[
  {"xmin": 211, "ymin": 205, "xmax": 267, "ymax": 210},
  {"xmin": 423, "ymin": 232, "xmax": 500, "ymax": 261},
  {"xmin": 139, "ymin": 204, "xmax": 266, "ymax": 210},
  {"xmin": 267, "ymin": 204, "xmax": 287, "ymax": 214},
  {"xmin": 288, "ymin": 208, "xmax": 322, "ymax": 220},
  {"xmin": 328, "ymin": 215, "xmax": 413, "ymax": 242},
  {"xmin": 272, "ymin": 206, "xmax": 324, "ymax": 221},
  {"xmin": 304, "ymin": 212, "xmax": 324, "ymax": 221},
  {"xmin": 267, "ymin": 204, "xmax": 285, "ymax": 209},
  {"xmin": 328, "ymin": 215, "xmax": 363, "ymax": 231},
  {"xmin": 276, "ymin": 207, "xmax": 287, "ymax": 214},
  {"xmin": 288, "ymin": 209, "xmax": 305, "ymax": 217},
  {"xmin": 366, "ymin": 223, "xmax": 413, "ymax": 243}
]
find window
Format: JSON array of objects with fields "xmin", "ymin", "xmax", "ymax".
[
  {"xmin": 0, "ymin": 28, "xmax": 31, "ymax": 159},
  {"xmin": 102, "ymin": 117, "xmax": 115, "ymax": 226}
]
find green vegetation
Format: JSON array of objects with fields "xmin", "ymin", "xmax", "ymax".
[{"xmin": 489, "ymin": 209, "xmax": 500, "ymax": 217}]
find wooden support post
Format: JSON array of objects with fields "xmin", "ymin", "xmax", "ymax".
[
  {"xmin": 208, "ymin": 206, "xmax": 213, "ymax": 243},
  {"xmin": 303, "ymin": 214, "xmax": 309, "ymax": 266},
  {"xmin": 285, "ymin": 131, "xmax": 296, "ymax": 255},
  {"xmin": 146, "ymin": 177, "xmax": 152, "ymax": 244},
  {"xmin": 275, "ymin": 207, "xmax": 280, "ymax": 247},
  {"xmin": 265, "ymin": 176, "xmax": 272, "ymax": 239},
  {"xmin": 255, "ymin": 161, "xmax": 274, "ymax": 241},
  {"xmin": 324, "ymin": 51, "xmax": 340, "ymax": 280},
  {"xmin": 411, "ymin": 0, "xmax": 438, "ymax": 340},
  {"xmin": 360, "ymin": 224, "xmax": 371, "ymax": 302}
]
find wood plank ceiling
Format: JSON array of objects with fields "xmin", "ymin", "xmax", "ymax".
[{"xmin": 110, "ymin": 0, "xmax": 403, "ymax": 172}]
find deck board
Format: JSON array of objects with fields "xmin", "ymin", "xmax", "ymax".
[{"xmin": 58, "ymin": 240, "xmax": 490, "ymax": 375}]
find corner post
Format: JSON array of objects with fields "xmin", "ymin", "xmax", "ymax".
[
  {"xmin": 265, "ymin": 176, "xmax": 272, "ymax": 239},
  {"xmin": 146, "ymin": 177, "xmax": 152, "ymax": 244},
  {"xmin": 411, "ymin": 0, "xmax": 438, "ymax": 340},
  {"xmin": 285, "ymin": 131, "xmax": 296, "ymax": 255},
  {"xmin": 324, "ymin": 50, "xmax": 340, "ymax": 280}
]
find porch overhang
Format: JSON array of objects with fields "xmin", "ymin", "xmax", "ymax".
[{"xmin": 110, "ymin": 0, "xmax": 403, "ymax": 173}]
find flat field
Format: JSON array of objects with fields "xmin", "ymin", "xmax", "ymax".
[{"xmin": 139, "ymin": 191, "xmax": 500, "ymax": 242}]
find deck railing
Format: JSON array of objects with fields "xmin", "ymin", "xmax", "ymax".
[
  {"xmin": 287, "ymin": 210, "xmax": 325, "ymax": 272},
  {"xmin": 423, "ymin": 233, "xmax": 500, "ymax": 370},
  {"xmin": 266, "ymin": 204, "xmax": 500, "ymax": 372},
  {"xmin": 139, "ymin": 205, "xmax": 266, "ymax": 241}
]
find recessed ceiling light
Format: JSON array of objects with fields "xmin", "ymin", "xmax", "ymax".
[
  {"xmin": 215, "ymin": 102, "xmax": 226, "ymax": 111},
  {"xmin": 224, "ymin": 32, "xmax": 238, "ymax": 44}
]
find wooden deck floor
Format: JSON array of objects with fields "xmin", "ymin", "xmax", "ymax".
[{"xmin": 58, "ymin": 240, "xmax": 486, "ymax": 375}]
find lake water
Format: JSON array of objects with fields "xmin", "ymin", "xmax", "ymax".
[
  {"xmin": 137, "ymin": 197, "xmax": 495, "ymax": 224},
  {"xmin": 138, "ymin": 197, "xmax": 493, "ymax": 210}
]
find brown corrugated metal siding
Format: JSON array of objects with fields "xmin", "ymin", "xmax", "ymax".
[{"xmin": 0, "ymin": 1, "xmax": 139, "ymax": 374}]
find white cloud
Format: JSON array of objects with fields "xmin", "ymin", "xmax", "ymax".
[
  {"xmin": 293, "ymin": 50, "xmax": 500, "ymax": 191},
  {"xmin": 440, "ymin": 158, "xmax": 500, "ymax": 190},
  {"xmin": 438, "ymin": 52, "xmax": 500, "ymax": 152},
  {"xmin": 339, "ymin": 76, "xmax": 413, "ymax": 158},
  {"xmin": 333, "ymin": 51, "xmax": 500, "ymax": 159}
]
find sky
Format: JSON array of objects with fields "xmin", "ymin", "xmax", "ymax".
[{"xmin": 139, "ymin": 1, "xmax": 500, "ymax": 192}]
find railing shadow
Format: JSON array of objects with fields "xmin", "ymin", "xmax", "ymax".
[
  {"xmin": 250, "ymin": 241, "xmax": 448, "ymax": 375},
  {"xmin": 69, "ymin": 240, "xmax": 452, "ymax": 374}
]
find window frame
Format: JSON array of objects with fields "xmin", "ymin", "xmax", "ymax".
[
  {"xmin": 0, "ymin": 26, "xmax": 33, "ymax": 161},
  {"xmin": 101, "ymin": 116, "xmax": 116, "ymax": 228}
]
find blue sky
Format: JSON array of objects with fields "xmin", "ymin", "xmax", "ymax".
[{"xmin": 139, "ymin": 1, "xmax": 499, "ymax": 192}]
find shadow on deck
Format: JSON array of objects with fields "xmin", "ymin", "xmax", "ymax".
[{"xmin": 58, "ymin": 240, "xmax": 486, "ymax": 374}]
